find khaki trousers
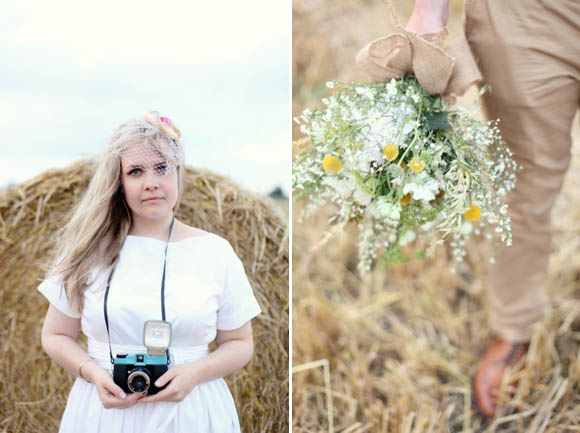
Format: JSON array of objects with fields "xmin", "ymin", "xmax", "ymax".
[{"xmin": 464, "ymin": 0, "xmax": 580, "ymax": 342}]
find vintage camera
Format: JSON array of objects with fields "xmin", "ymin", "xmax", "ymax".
[{"xmin": 113, "ymin": 320, "xmax": 172, "ymax": 395}]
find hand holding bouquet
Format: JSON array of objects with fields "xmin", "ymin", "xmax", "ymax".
[{"xmin": 293, "ymin": 2, "xmax": 520, "ymax": 273}]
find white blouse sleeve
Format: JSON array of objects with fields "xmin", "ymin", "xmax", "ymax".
[
  {"xmin": 216, "ymin": 242, "xmax": 262, "ymax": 331},
  {"xmin": 37, "ymin": 274, "xmax": 81, "ymax": 319}
]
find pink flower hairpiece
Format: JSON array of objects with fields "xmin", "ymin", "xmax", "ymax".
[{"xmin": 144, "ymin": 112, "xmax": 181, "ymax": 140}]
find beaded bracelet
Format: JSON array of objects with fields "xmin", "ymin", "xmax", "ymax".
[{"xmin": 78, "ymin": 358, "xmax": 96, "ymax": 381}]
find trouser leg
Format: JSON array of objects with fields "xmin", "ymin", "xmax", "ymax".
[{"xmin": 465, "ymin": 0, "xmax": 580, "ymax": 342}]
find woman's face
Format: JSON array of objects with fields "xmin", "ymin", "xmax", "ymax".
[{"xmin": 120, "ymin": 142, "xmax": 179, "ymax": 222}]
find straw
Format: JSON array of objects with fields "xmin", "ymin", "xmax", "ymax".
[
  {"xmin": 0, "ymin": 160, "xmax": 288, "ymax": 433},
  {"xmin": 293, "ymin": 0, "xmax": 580, "ymax": 430}
]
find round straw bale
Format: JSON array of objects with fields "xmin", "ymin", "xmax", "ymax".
[{"xmin": 0, "ymin": 160, "xmax": 289, "ymax": 433}]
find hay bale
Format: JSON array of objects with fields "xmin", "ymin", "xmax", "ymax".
[{"xmin": 0, "ymin": 160, "xmax": 289, "ymax": 433}]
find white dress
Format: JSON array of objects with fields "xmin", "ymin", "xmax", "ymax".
[{"xmin": 38, "ymin": 232, "xmax": 262, "ymax": 433}]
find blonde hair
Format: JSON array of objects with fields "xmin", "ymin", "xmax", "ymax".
[{"xmin": 47, "ymin": 112, "xmax": 185, "ymax": 315}]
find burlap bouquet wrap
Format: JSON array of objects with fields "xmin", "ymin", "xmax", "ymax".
[{"xmin": 356, "ymin": 1, "xmax": 482, "ymax": 102}]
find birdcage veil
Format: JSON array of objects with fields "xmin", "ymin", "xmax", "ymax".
[{"xmin": 107, "ymin": 111, "xmax": 185, "ymax": 177}]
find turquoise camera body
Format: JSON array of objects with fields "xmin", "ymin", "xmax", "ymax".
[
  {"xmin": 112, "ymin": 320, "xmax": 172, "ymax": 395},
  {"xmin": 113, "ymin": 352, "xmax": 168, "ymax": 395}
]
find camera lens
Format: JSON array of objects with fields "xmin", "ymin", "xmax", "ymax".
[
  {"xmin": 132, "ymin": 376, "xmax": 146, "ymax": 391},
  {"xmin": 128, "ymin": 367, "xmax": 151, "ymax": 394}
]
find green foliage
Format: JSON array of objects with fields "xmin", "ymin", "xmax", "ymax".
[{"xmin": 425, "ymin": 111, "xmax": 452, "ymax": 132}]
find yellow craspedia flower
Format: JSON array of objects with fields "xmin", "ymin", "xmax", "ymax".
[
  {"xmin": 409, "ymin": 157, "xmax": 425, "ymax": 173},
  {"xmin": 383, "ymin": 144, "xmax": 399, "ymax": 162},
  {"xmin": 464, "ymin": 205, "xmax": 482, "ymax": 222},
  {"xmin": 400, "ymin": 193, "xmax": 412, "ymax": 206},
  {"xmin": 322, "ymin": 155, "xmax": 342, "ymax": 174}
]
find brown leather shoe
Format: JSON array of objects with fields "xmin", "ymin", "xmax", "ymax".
[{"xmin": 473, "ymin": 337, "xmax": 529, "ymax": 417}]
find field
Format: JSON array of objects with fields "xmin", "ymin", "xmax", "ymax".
[{"xmin": 292, "ymin": 1, "xmax": 580, "ymax": 431}]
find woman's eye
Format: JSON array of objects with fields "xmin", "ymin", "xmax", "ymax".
[
  {"xmin": 128, "ymin": 168, "xmax": 142, "ymax": 176},
  {"xmin": 155, "ymin": 164, "xmax": 168, "ymax": 175}
]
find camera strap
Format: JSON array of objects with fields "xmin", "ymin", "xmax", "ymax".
[{"xmin": 103, "ymin": 216, "xmax": 175, "ymax": 365}]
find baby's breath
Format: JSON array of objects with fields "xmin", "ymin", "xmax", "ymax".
[{"xmin": 293, "ymin": 77, "xmax": 519, "ymax": 272}]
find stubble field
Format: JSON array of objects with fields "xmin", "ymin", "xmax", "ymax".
[{"xmin": 292, "ymin": 1, "xmax": 580, "ymax": 431}]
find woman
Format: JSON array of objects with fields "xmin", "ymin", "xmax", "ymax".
[{"xmin": 39, "ymin": 111, "xmax": 261, "ymax": 432}]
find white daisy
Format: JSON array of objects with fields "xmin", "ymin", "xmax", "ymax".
[{"xmin": 403, "ymin": 173, "xmax": 440, "ymax": 202}]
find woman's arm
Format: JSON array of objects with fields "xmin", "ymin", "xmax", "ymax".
[
  {"xmin": 41, "ymin": 304, "xmax": 143, "ymax": 408},
  {"xmin": 406, "ymin": 0, "xmax": 450, "ymax": 34},
  {"xmin": 41, "ymin": 305, "xmax": 86, "ymax": 376},
  {"xmin": 140, "ymin": 321, "xmax": 254, "ymax": 403}
]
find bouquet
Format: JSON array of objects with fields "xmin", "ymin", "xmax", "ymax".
[{"xmin": 293, "ymin": 76, "xmax": 518, "ymax": 272}]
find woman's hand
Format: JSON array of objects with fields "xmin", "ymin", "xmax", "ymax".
[
  {"xmin": 85, "ymin": 362, "xmax": 145, "ymax": 409},
  {"xmin": 140, "ymin": 322, "xmax": 254, "ymax": 404},
  {"xmin": 41, "ymin": 305, "xmax": 143, "ymax": 409},
  {"xmin": 139, "ymin": 363, "xmax": 198, "ymax": 403}
]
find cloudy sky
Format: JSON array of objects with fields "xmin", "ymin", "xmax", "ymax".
[{"xmin": 0, "ymin": 0, "xmax": 290, "ymax": 196}]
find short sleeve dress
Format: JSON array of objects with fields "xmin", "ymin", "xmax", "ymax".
[{"xmin": 38, "ymin": 232, "xmax": 262, "ymax": 433}]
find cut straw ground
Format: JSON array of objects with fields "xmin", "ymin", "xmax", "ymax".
[
  {"xmin": 292, "ymin": 123, "xmax": 580, "ymax": 432},
  {"xmin": 0, "ymin": 160, "xmax": 288, "ymax": 433},
  {"xmin": 293, "ymin": 359, "xmax": 335, "ymax": 432},
  {"xmin": 292, "ymin": 0, "xmax": 580, "ymax": 430}
]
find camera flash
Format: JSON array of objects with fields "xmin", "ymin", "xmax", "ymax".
[{"xmin": 143, "ymin": 320, "xmax": 172, "ymax": 356}]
